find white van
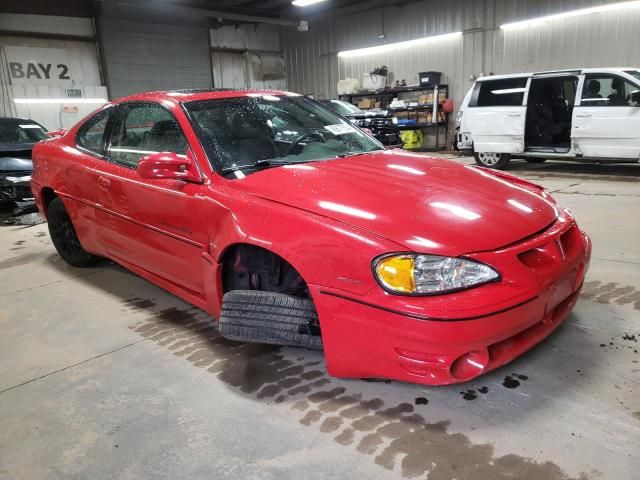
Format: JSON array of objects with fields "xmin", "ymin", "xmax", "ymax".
[{"xmin": 456, "ymin": 68, "xmax": 640, "ymax": 169}]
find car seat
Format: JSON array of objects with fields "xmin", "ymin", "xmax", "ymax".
[{"xmin": 227, "ymin": 112, "xmax": 279, "ymax": 163}]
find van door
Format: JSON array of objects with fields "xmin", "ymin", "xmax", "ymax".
[
  {"xmin": 572, "ymin": 73, "xmax": 640, "ymax": 159},
  {"xmin": 465, "ymin": 77, "xmax": 529, "ymax": 154}
]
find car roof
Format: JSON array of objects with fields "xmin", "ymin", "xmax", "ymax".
[
  {"xmin": 0, "ymin": 116, "xmax": 40, "ymax": 122},
  {"xmin": 111, "ymin": 88, "xmax": 298, "ymax": 105},
  {"xmin": 476, "ymin": 67, "xmax": 639, "ymax": 82}
]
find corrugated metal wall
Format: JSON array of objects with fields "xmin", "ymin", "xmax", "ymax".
[
  {"xmin": 98, "ymin": 14, "xmax": 212, "ymax": 99},
  {"xmin": 282, "ymin": 0, "xmax": 640, "ymax": 110}
]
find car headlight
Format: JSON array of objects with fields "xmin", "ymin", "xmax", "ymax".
[
  {"xmin": 373, "ymin": 254, "xmax": 499, "ymax": 295},
  {"xmin": 392, "ymin": 117, "xmax": 398, "ymax": 125},
  {"xmin": 5, "ymin": 175, "xmax": 32, "ymax": 183}
]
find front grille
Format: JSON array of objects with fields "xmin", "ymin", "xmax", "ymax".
[{"xmin": 517, "ymin": 224, "xmax": 582, "ymax": 278}]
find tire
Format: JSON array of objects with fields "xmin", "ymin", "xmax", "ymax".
[
  {"xmin": 219, "ymin": 290, "xmax": 322, "ymax": 350},
  {"xmin": 525, "ymin": 158, "xmax": 547, "ymax": 163},
  {"xmin": 47, "ymin": 197, "xmax": 100, "ymax": 267},
  {"xmin": 474, "ymin": 152, "xmax": 511, "ymax": 169}
]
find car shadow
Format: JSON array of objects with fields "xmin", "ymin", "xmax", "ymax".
[{"xmin": 506, "ymin": 160, "xmax": 640, "ymax": 180}]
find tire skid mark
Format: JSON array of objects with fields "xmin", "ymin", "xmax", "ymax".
[
  {"xmin": 581, "ymin": 281, "xmax": 640, "ymax": 310},
  {"xmin": 122, "ymin": 295, "xmax": 589, "ymax": 480}
]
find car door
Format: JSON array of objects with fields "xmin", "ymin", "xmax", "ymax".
[
  {"xmin": 572, "ymin": 73, "xmax": 640, "ymax": 159},
  {"xmin": 464, "ymin": 76, "xmax": 529, "ymax": 154},
  {"xmin": 65, "ymin": 107, "xmax": 114, "ymax": 254},
  {"xmin": 95, "ymin": 102, "xmax": 209, "ymax": 295}
]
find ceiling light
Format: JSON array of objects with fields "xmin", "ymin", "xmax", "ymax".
[
  {"xmin": 13, "ymin": 98, "xmax": 107, "ymax": 104},
  {"xmin": 292, "ymin": 0, "xmax": 327, "ymax": 6},
  {"xmin": 337, "ymin": 32, "xmax": 462, "ymax": 58},
  {"xmin": 500, "ymin": 0, "xmax": 640, "ymax": 29}
]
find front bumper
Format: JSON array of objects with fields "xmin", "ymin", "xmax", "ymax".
[
  {"xmin": 0, "ymin": 173, "xmax": 33, "ymax": 201},
  {"xmin": 311, "ymin": 216, "xmax": 591, "ymax": 385}
]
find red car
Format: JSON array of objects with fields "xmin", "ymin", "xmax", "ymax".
[{"xmin": 31, "ymin": 89, "xmax": 591, "ymax": 385}]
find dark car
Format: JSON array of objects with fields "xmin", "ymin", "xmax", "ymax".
[
  {"xmin": 0, "ymin": 117, "xmax": 48, "ymax": 202},
  {"xmin": 318, "ymin": 99, "xmax": 401, "ymax": 146}
]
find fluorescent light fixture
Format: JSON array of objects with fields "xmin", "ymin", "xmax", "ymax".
[
  {"xmin": 13, "ymin": 98, "xmax": 107, "ymax": 104},
  {"xmin": 501, "ymin": 0, "xmax": 640, "ymax": 29},
  {"xmin": 292, "ymin": 0, "xmax": 326, "ymax": 6},
  {"xmin": 338, "ymin": 31, "xmax": 462, "ymax": 58}
]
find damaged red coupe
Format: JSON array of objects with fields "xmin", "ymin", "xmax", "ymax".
[{"xmin": 31, "ymin": 89, "xmax": 591, "ymax": 385}]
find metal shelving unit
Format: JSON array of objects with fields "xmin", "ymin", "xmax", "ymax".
[{"xmin": 339, "ymin": 84, "xmax": 449, "ymax": 151}]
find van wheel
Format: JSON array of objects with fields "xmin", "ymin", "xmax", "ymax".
[
  {"xmin": 474, "ymin": 152, "xmax": 511, "ymax": 169},
  {"xmin": 525, "ymin": 158, "xmax": 547, "ymax": 163},
  {"xmin": 47, "ymin": 197, "xmax": 100, "ymax": 267}
]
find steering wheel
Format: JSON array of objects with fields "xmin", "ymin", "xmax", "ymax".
[{"xmin": 283, "ymin": 132, "xmax": 326, "ymax": 157}]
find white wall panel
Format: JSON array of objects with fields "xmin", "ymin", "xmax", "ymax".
[
  {"xmin": 0, "ymin": 14, "xmax": 94, "ymax": 37},
  {"xmin": 210, "ymin": 25, "xmax": 286, "ymax": 90},
  {"xmin": 0, "ymin": 15, "xmax": 104, "ymax": 130}
]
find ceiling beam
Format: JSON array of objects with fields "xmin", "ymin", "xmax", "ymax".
[{"xmin": 98, "ymin": 0, "xmax": 303, "ymax": 27}]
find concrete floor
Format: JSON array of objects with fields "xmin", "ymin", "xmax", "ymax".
[{"xmin": 1, "ymin": 156, "xmax": 639, "ymax": 480}]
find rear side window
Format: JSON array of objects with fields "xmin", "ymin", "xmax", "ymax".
[
  {"xmin": 581, "ymin": 74, "xmax": 640, "ymax": 107},
  {"xmin": 471, "ymin": 78, "xmax": 528, "ymax": 107},
  {"xmin": 77, "ymin": 108, "xmax": 111, "ymax": 156}
]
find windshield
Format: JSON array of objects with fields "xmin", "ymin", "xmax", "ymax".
[
  {"xmin": 185, "ymin": 94, "xmax": 382, "ymax": 178},
  {"xmin": 0, "ymin": 119, "xmax": 48, "ymax": 146},
  {"xmin": 323, "ymin": 100, "xmax": 363, "ymax": 116},
  {"xmin": 625, "ymin": 70, "xmax": 640, "ymax": 83}
]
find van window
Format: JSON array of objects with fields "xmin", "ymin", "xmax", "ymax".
[
  {"xmin": 472, "ymin": 78, "xmax": 528, "ymax": 107},
  {"xmin": 581, "ymin": 74, "xmax": 640, "ymax": 107}
]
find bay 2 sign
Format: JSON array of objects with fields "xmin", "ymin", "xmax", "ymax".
[{"xmin": 4, "ymin": 46, "xmax": 75, "ymax": 86}]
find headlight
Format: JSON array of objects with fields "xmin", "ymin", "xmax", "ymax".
[
  {"xmin": 373, "ymin": 254, "xmax": 499, "ymax": 295},
  {"xmin": 392, "ymin": 117, "xmax": 398, "ymax": 125},
  {"xmin": 5, "ymin": 175, "xmax": 32, "ymax": 183}
]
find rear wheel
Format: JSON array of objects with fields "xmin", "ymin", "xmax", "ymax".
[
  {"xmin": 47, "ymin": 197, "xmax": 99, "ymax": 267},
  {"xmin": 474, "ymin": 152, "xmax": 511, "ymax": 169}
]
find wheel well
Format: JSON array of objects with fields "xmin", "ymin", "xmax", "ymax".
[
  {"xmin": 41, "ymin": 188, "xmax": 57, "ymax": 216},
  {"xmin": 220, "ymin": 244, "xmax": 310, "ymax": 299}
]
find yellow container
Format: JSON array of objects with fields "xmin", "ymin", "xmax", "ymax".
[{"xmin": 400, "ymin": 129, "xmax": 424, "ymax": 149}]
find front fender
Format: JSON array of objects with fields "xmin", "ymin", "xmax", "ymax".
[{"xmin": 204, "ymin": 185, "xmax": 405, "ymax": 301}]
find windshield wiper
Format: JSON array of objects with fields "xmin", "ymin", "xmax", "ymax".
[
  {"xmin": 221, "ymin": 159, "xmax": 294, "ymax": 175},
  {"xmin": 336, "ymin": 150, "xmax": 380, "ymax": 158}
]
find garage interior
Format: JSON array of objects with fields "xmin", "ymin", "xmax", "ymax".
[{"xmin": 1, "ymin": 1, "xmax": 639, "ymax": 479}]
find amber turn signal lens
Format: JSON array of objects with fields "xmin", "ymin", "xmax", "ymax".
[{"xmin": 375, "ymin": 255, "xmax": 416, "ymax": 293}]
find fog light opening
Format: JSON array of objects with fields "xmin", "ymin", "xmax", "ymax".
[{"xmin": 450, "ymin": 350, "xmax": 489, "ymax": 380}]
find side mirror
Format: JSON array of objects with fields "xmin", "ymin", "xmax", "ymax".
[
  {"xmin": 137, "ymin": 151, "xmax": 201, "ymax": 183},
  {"xmin": 630, "ymin": 90, "xmax": 640, "ymax": 105}
]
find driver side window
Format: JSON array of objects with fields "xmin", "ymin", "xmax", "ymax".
[
  {"xmin": 109, "ymin": 103, "xmax": 189, "ymax": 167},
  {"xmin": 581, "ymin": 75, "xmax": 640, "ymax": 107}
]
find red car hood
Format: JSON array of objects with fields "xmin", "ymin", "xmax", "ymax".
[{"xmin": 229, "ymin": 150, "xmax": 558, "ymax": 256}]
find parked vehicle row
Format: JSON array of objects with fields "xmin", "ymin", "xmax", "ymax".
[
  {"xmin": 318, "ymin": 99, "xmax": 402, "ymax": 146},
  {"xmin": 456, "ymin": 68, "xmax": 640, "ymax": 169}
]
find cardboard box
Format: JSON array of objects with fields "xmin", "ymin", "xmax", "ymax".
[
  {"xmin": 419, "ymin": 92, "xmax": 434, "ymax": 104},
  {"xmin": 357, "ymin": 98, "xmax": 374, "ymax": 109}
]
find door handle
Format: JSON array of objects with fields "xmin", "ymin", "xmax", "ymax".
[
  {"xmin": 507, "ymin": 112, "xmax": 522, "ymax": 117},
  {"xmin": 98, "ymin": 176, "xmax": 111, "ymax": 189},
  {"xmin": 576, "ymin": 112, "xmax": 592, "ymax": 118}
]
